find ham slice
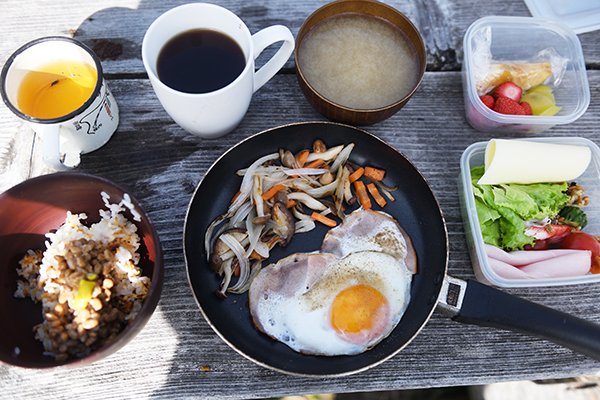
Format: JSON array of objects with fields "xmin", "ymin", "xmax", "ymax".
[
  {"xmin": 485, "ymin": 244, "xmax": 588, "ymax": 266},
  {"xmin": 520, "ymin": 253, "xmax": 591, "ymax": 278},
  {"xmin": 488, "ymin": 258, "xmax": 532, "ymax": 279},
  {"xmin": 485, "ymin": 244, "xmax": 591, "ymax": 279}
]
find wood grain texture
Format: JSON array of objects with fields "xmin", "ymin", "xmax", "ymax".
[
  {"xmin": 1, "ymin": 0, "xmax": 600, "ymax": 75},
  {"xmin": 1, "ymin": 71, "xmax": 600, "ymax": 399}
]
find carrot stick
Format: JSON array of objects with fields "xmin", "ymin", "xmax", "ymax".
[
  {"xmin": 353, "ymin": 180, "xmax": 372, "ymax": 209},
  {"xmin": 311, "ymin": 212, "xmax": 337, "ymax": 227},
  {"xmin": 286, "ymin": 199, "xmax": 297, "ymax": 208},
  {"xmin": 296, "ymin": 150, "xmax": 310, "ymax": 167},
  {"xmin": 348, "ymin": 167, "xmax": 364, "ymax": 183},
  {"xmin": 261, "ymin": 184, "xmax": 286, "ymax": 201},
  {"xmin": 367, "ymin": 183, "xmax": 387, "ymax": 208},
  {"xmin": 230, "ymin": 190, "xmax": 241, "ymax": 204},
  {"xmin": 304, "ymin": 159, "xmax": 324, "ymax": 169},
  {"xmin": 364, "ymin": 166, "xmax": 385, "ymax": 181}
]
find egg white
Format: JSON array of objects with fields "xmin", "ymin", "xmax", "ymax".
[{"xmin": 250, "ymin": 251, "xmax": 412, "ymax": 355}]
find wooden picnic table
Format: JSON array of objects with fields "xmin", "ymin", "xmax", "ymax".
[{"xmin": 1, "ymin": 0, "xmax": 600, "ymax": 399}]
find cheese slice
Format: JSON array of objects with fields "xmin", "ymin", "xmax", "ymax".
[{"xmin": 477, "ymin": 139, "xmax": 591, "ymax": 185}]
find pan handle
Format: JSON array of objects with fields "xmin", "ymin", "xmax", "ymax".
[{"xmin": 438, "ymin": 277, "xmax": 600, "ymax": 361}]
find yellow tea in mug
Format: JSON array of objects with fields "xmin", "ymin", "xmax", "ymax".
[{"xmin": 17, "ymin": 60, "xmax": 97, "ymax": 119}]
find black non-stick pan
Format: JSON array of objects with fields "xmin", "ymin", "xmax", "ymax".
[{"xmin": 184, "ymin": 122, "xmax": 600, "ymax": 377}]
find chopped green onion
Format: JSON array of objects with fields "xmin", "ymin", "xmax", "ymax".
[
  {"xmin": 73, "ymin": 279, "xmax": 96, "ymax": 310},
  {"xmin": 86, "ymin": 273, "xmax": 98, "ymax": 281}
]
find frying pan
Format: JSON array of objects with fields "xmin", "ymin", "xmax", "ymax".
[{"xmin": 184, "ymin": 122, "xmax": 600, "ymax": 377}]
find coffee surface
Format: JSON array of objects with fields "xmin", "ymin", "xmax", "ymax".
[
  {"xmin": 157, "ymin": 29, "xmax": 246, "ymax": 94},
  {"xmin": 298, "ymin": 14, "xmax": 419, "ymax": 110}
]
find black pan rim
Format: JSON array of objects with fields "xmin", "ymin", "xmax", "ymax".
[{"xmin": 183, "ymin": 121, "xmax": 449, "ymax": 377}]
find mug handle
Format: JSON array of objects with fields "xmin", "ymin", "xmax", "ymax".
[
  {"xmin": 38, "ymin": 125, "xmax": 80, "ymax": 169},
  {"xmin": 251, "ymin": 25, "xmax": 295, "ymax": 93}
]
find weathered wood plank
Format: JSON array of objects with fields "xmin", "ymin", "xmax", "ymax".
[
  {"xmin": 1, "ymin": 0, "xmax": 600, "ymax": 75},
  {"xmin": 1, "ymin": 71, "xmax": 600, "ymax": 399}
]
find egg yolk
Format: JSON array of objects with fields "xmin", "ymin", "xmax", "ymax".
[{"xmin": 330, "ymin": 284, "xmax": 389, "ymax": 342}]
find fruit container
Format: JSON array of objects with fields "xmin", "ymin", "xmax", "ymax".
[
  {"xmin": 459, "ymin": 137, "xmax": 600, "ymax": 287},
  {"xmin": 462, "ymin": 16, "xmax": 590, "ymax": 134}
]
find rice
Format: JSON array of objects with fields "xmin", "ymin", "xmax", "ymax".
[{"xmin": 14, "ymin": 192, "xmax": 151, "ymax": 362}]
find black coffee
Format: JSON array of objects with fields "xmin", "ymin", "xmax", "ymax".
[{"xmin": 157, "ymin": 29, "xmax": 246, "ymax": 94}]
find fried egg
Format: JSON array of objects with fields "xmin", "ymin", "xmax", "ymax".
[
  {"xmin": 321, "ymin": 209, "xmax": 417, "ymax": 273},
  {"xmin": 248, "ymin": 250, "xmax": 412, "ymax": 355}
]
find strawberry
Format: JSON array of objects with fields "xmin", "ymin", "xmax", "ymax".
[
  {"xmin": 520, "ymin": 101, "xmax": 532, "ymax": 115},
  {"xmin": 480, "ymin": 95, "xmax": 495, "ymax": 109},
  {"xmin": 494, "ymin": 82, "xmax": 523, "ymax": 102},
  {"xmin": 493, "ymin": 96, "xmax": 526, "ymax": 115}
]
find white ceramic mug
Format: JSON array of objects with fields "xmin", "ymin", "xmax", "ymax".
[
  {"xmin": 0, "ymin": 37, "xmax": 119, "ymax": 169},
  {"xmin": 142, "ymin": 3, "xmax": 295, "ymax": 138}
]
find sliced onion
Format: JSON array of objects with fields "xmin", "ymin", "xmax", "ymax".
[
  {"xmin": 219, "ymin": 233, "xmax": 250, "ymax": 292},
  {"xmin": 262, "ymin": 176, "xmax": 290, "ymax": 191},
  {"xmin": 295, "ymin": 219, "xmax": 316, "ymax": 233},
  {"xmin": 288, "ymin": 192, "xmax": 327, "ymax": 211},
  {"xmin": 305, "ymin": 145, "xmax": 344, "ymax": 162},
  {"xmin": 229, "ymin": 153, "xmax": 278, "ymax": 213},
  {"xmin": 290, "ymin": 180, "xmax": 314, "ymax": 192},
  {"xmin": 245, "ymin": 208, "xmax": 264, "ymax": 258},
  {"xmin": 330, "ymin": 143, "xmax": 354, "ymax": 174},
  {"xmin": 228, "ymin": 261, "xmax": 262, "ymax": 294},
  {"xmin": 254, "ymin": 241, "xmax": 270, "ymax": 258},
  {"xmin": 365, "ymin": 176, "xmax": 398, "ymax": 193},
  {"xmin": 204, "ymin": 215, "xmax": 226, "ymax": 261},
  {"xmin": 282, "ymin": 168, "xmax": 328, "ymax": 176},
  {"xmin": 304, "ymin": 180, "xmax": 338, "ymax": 198},
  {"xmin": 292, "ymin": 207, "xmax": 311, "ymax": 221},
  {"xmin": 375, "ymin": 181, "xmax": 398, "ymax": 192},
  {"xmin": 231, "ymin": 201, "xmax": 252, "ymax": 226},
  {"xmin": 237, "ymin": 166, "xmax": 279, "ymax": 176},
  {"xmin": 213, "ymin": 235, "xmax": 250, "ymax": 265},
  {"xmin": 380, "ymin": 187, "xmax": 395, "ymax": 201},
  {"xmin": 320, "ymin": 208, "xmax": 333, "ymax": 216},
  {"xmin": 369, "ymin": 178, "xmax": 397, "ymax": 201}
]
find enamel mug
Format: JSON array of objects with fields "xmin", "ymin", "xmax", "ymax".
[{"xmin": 0, "ymin": 36, "xmax": 118, "ymax": 169}]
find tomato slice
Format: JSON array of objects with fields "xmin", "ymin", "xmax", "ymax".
[
  {"xmin": 559, "ymin": 232, "xmax": 600, "ymax": 274},
  {"xmin": 524, "ymin": 239, "xmax": 550, "ymax": 250}
]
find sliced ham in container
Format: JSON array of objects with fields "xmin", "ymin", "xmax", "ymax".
[{"xmin": 485, "ymin": 244, "xmax": 591, "ymax": 279}]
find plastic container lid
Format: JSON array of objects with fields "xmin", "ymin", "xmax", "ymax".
[
  {"xmin": 524, "ymin": 0, "xmax": 600, "ymax": 34},
  {"xmin": 459, "ymin": 137, "xmax": 600, "ymax": 287}
]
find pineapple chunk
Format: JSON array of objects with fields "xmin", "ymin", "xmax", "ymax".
[
  {"xmin": 539, "ymin": 105, "xmax": 561, "ymax": 116},
  {"xmin": 476, "ymin": 63, "xmax": 552, "ymax": 95}
]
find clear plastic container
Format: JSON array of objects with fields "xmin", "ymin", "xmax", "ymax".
[
  {"xmin": 462, "ymin": 16, "xmax": 590, "ymax": 134},
  {"xmin": 524, "ymin": 0, "xmax": 600, "ymax": 34},
  {"xmin": 459, "ymin": 137, "xmax": 600, "ymax": 287}
]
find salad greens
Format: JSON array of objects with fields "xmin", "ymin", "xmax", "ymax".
[{"xmin": 471, "ymin": 166, "xmax": 569, "ymax": 250}]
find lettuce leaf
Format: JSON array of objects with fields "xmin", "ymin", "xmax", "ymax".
[{"xmin": 470, "ymin": 166, "xmax": 569, "ymax": 250}]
